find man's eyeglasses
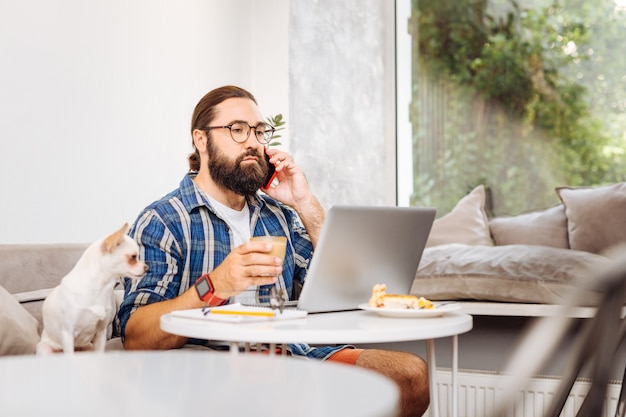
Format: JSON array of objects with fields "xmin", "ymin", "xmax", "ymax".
[{"xmin": 204, "ymin": 122, "xmax": 275, "ymax": 145}]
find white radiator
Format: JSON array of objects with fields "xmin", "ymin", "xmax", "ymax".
[{"xmin": 426, "ymin": 369, "xmax": 622, "ymax": 417}]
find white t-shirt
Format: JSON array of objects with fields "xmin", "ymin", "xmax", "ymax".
[{"xmin": 206, "ymin": 195, "xmax": 257, "ymax": 304}]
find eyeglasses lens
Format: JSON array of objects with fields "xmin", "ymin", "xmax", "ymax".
[{"xmin": 229, "ymin": 122, "xmax": 273, "ymax": 144}]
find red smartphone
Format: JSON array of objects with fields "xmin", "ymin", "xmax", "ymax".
[{"xmin": 262, "ymin": 148, "xmax": 278, "ymax": 189}]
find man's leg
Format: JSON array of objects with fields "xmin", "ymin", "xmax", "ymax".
[{"xmin": 345, "ymin": 349, "xmax": 430, "ymax": 417}]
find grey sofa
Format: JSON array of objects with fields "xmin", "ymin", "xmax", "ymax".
[{"xmin": 411, "ymin": 183, "xmax": 624, "ymax": 306}]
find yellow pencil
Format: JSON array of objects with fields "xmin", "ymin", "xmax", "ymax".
[{"xmin": 209, "ymin": 309, "xmax": 275, "ymax": 317}]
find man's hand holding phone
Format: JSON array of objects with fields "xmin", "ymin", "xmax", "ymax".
[
  {"xmin": 261, "ymin": 147, "xmax": 325, "ymax": 247},
  {"xmin": 261, "ymin": 148, "xmax": 315, "ymax": 206}
]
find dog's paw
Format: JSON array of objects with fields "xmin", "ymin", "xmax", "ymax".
[
  {"xmin": 75, "ymin": 343, "xmax": 96, "ymax": 352},
  {"xmin": 35, "ymin": 341, "xmax": 55, "ymax": 356}
]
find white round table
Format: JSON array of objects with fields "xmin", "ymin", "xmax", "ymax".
[
  {"xmin": 161, "ymin": 309, "xmax": 473, "ymax": 417},
  {"xmin": 0, "ymin": 350, "xmax": 399, "ymax": 417},
  {"xmin": 162, "ymin": 308, "xmax": 471, "ymax": 343}
]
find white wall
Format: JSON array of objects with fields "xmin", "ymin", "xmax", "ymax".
[{"xmin": 0, "ymin": 0, "xmax": 289, "ymax": 244}]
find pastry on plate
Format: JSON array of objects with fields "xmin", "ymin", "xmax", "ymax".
[{"xmin": 368, "ymin": 283, "xmax": 433, "ymax": 309}]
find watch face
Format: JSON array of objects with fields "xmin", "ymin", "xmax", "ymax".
[{"xmin": 196, "ymin": 278, "xmax": 210, "ymax": 296}]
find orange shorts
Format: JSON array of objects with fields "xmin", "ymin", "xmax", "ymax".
[{"xmin": 327, "ymin": 348, "xmax": 364, "ymax": 365}]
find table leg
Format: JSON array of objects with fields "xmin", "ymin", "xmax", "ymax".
[
  {"xmin": 452, "ymin": 335, "xmax": 458, "ymax": 417},
  {"xmin": 230, "ymin": 341, "xmax": 239, "ymax": 355},
  {"xmin": 426, "ymin": 339, "xmax": 438, "ymax": 417},
  {"xmin": 269, "ymin": 343, "xmax": 277, "ymax": 357}
]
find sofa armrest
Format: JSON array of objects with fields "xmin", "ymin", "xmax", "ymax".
[{"xmin": 12, "ymin": 288, "xmax": 53, "ymax": 304}]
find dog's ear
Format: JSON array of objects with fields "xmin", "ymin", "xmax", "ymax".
[{"xmin": 100, "ymin": 223, "xmax": 130, "ymax": 254}]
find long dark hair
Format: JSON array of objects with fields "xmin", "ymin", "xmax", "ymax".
[{"xmin": 188, "ymin": 85, "xmax": 257, "ymax": 171}]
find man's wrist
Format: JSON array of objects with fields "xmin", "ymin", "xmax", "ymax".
[
  {"xmin": 294, "ymin": 196, "xmax": 325, "ymax": 248},
  {"xmin": 194, "ymin": 274, "xmax": 227, "ymax": 306}
]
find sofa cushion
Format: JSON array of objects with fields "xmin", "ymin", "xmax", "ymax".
[
  {"xmin": 412, "ymin": 244, "xmax": 608, "ymax": 304},
  {"xmin": 426, "ymin": 185, "xmax": 492, "ymax": 247},
  {"xmin": 0, "ymin": 243, "xmax": 87, "ymax": 294},
  {"xmin": 556, "ymin": 182, "xmax": 626, "ymax": 254},
  {"xmin": 0, "ymin": 243, "xmax": 88, "ymax": 324},
  {"xmin": 0, "ymin": 285, "xmax": 40, "ymax": 355},
  {"xmin": 489, "ymin": 205, "xmax": 569, "ymax": 249}
]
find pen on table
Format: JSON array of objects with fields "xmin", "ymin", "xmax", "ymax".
[{"xmin": 209, "ymin": 309, "xmax": 276, "ymax": 317}]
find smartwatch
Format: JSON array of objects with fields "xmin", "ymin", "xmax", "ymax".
[{"xmin": 194, "ymin": 274, "xmax": 226, "ymax": 306}]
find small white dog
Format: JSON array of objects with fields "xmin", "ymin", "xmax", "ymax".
[{"xmin": 37, "ymin": 223, "xmax": 147, "ymax": 354}]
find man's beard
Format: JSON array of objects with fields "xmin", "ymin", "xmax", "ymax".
[{"xmin": 206, "ymin": 139, "xmax": 269, "ymax": 196}]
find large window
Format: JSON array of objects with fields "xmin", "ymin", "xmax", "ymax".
[{"xmin": 397, "ymin": 0, "xmax": 626, "ymax": 215}]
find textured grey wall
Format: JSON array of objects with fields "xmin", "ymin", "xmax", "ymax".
[{"xmin": 289, "ymin": 0, "xmax": 396, "ymax": 209}]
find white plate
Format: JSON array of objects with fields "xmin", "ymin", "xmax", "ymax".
[{"xmin": 358, "ymin": 302, "xmax": 461, "ymax": 318}]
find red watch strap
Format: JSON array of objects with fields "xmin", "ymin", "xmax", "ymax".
[{"xmin": 195, "ymin": 274, "xmax": 227, "ymax": 306}]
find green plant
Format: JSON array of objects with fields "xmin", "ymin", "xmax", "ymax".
[{"xmin": 266, "ymin": 114, "xmax": 285, "ymax": 147}]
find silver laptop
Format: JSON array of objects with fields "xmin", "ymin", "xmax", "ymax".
[{"xmin": 295, "ymin": 205, "xmax": 436, "ymax": 313}]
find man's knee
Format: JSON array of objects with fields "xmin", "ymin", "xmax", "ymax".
[
  {"xmin": 393, "ymin": 352, "xmax": 429, "ymax": 396},
  {"xmin": 356, "ymin": 349, "xmax": 428, "ymax": 381},
  {"xmin": 355, "ymin": 349, "xmax": 430, "ymax": 417}
]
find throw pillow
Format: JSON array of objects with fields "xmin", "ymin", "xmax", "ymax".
[
  {"xmin": 413, "ymin": 243, "xmax": 609, "ymax": 304},
  {"xmin": 556, "ymin": 182, "xmax": 626, "ymax": 254},
  {"xmin": 0, "ymin": 285, "xmax": 40, "ymax": 355},
  {"xmin": 426, "ymin": 185, "xmax": 492, "ymax": 247},
  {"xmin": 489, "ymin": 205, "xmax": 569, "ymax": 249}
]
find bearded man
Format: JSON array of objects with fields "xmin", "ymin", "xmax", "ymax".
[{"xmin": 117, "ymin": 85, "xmax": 430, "ymax": 417}]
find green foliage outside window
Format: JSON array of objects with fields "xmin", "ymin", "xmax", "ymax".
[{"xmin": 410, "ymin": 0, "xmax": 626, "ymax": 215}]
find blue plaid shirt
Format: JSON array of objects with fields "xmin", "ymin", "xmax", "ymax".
[{"xmin": 117, "ymin": 173, "xmax": 346, "ymax": 359}]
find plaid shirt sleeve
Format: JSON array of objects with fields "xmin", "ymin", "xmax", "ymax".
[{"xmin": 116, "ymin": 206, "xmax": 187, "ymax": 340}]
